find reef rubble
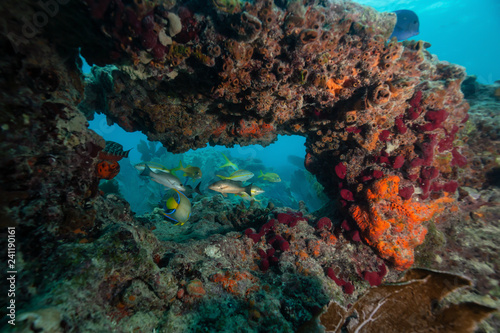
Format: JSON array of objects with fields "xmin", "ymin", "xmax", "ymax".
[{"xmin": 0, "ymin": 0, "xmax": 498, "ymax": 332}]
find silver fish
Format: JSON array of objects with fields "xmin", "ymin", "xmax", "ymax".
[
  {"xmin": 249, "ymin": 185, "xmax": 265, "ymax": 196},
  {"xmin": 208, "ymin": 179, "xmax": 252, "ymax": 197},
  {"xmin": 140, "ymin": 164, "xmax": 185, "ymax": 192},
  {"xmin": 216, "ymin": 169, "xmax": 254, "ymax": 182}
]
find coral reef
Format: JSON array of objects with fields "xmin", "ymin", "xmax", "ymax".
[
  {"xmin": 0, "ymin": 0, "xmax": 498, "ymax": 332},
  {"xmin": 74, "ymin": 0, "xmax": 468, "ymax": 267}
]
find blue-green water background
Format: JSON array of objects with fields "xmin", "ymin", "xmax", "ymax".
[{"xmin": 86, "ymin": 0, "xmax": 500, "ymax": 211}]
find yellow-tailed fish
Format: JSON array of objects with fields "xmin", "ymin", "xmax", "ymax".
[
  {"xmin": 258, "ymin": 170, "xmax": 281, "ymax": 182},
  {"xmin": 218, "ymin": 153, "xmax": 238, "ymax": 171},
  {"xmin": 208, "ymin": 179, "xmax": 252, "ymax": 197},
  {"xmin": 135, "ymin": 162, "xmax": 173, "ymax": 173},
  {"xmin": 161, "ymin": 188, "xmax": 191, "ymax": 225},
  {"xmin": 174, "ymin": 160, "xmax": 202, "ymax": 179},
  {"xmin": 236, "ymin": 192, "xmax": 262, "ymax": 202},
  {"xmin": 140, "ymin": 164, "xmax": 186, "ymax": 191},
  {"xmin": 216, "ymin": 169, "xmax": 254, "ymax": 182}
]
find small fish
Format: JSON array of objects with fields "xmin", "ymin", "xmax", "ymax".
[
  {"xmin": 235, "ymin": 192, "xmax": 262, "ymax": 202},
  {"xmin": 161, "ymin": 188, "xmax": 191, "ymax": 225},
  {"xmin": 216, "ymin": 169, "xmax": 254, "ymax": 182},
  {"xmin": 134, "ymin": 162, "xmax": 173, "ymax": 173},
  {"xmin": 140, "ymin": 164, "xmax": 186, "ymax": 192},
  {"xmin": 258, "ymin": 170, "xmax": 281, "ymax": 182},
  {"xmin": 208, "ymin": 179, "xmax": 252, "ymax": 197},
  {"xmin": 218, "ymin": 153, "xmax": 239, "ymax": 171},
  {"xmin": 98, "ymin": 141, "xmax": 131, "ymax": 161},
  {"xmin": 390, "ymin": 9, "xmax": 419, "ymax": 41},
  {"xmin": 287, "ymin": 155, "xmax": 305, "ymax": 169},
  {"xmin": 249, "ymin": 185, "xmax": 265, "ymax": 196},
  {"xmin": 175, "ymin": 160, "xmax": 202, "ymax": 179}
]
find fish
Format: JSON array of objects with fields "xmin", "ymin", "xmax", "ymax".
[
  {"xmin": 134, "ymin": 161, "xmax": 174, "ymax": 173},
  {"xmin": 235, "ymin": 192, "xmax": 262, "ymax": 202},
  {"xmin": 161, "ymin": 188, "xmax": 191, "ymax": 225},
  {"xmin": 140, "ymin": 164, "xmax": 186, "ymax": 192},
  {"xmin": 183, "ymin": 182, "xmax": 203, "ymax": 198},
  {"xmin": 175, "ymin": 160, "xmax": 202, "ymax": 179},
  {"xmin": 98, "ymin": 141, "xmax": 131, "ymax": 161},
  {"xmin": 235, "ymin": 185, "xmax": 264, "ymax": 201},
  {"xmin": 219, "ymin": 153, "xmax": 239, "ymax": 171},
  {"xmin": 249, "ymin": 185, "xmax": 265, "ymax": 196},
  {"xmin": 390, "ymin": 9, "xmax": 419, "ymax": 41},
  {"xmin": 216, "ymin": 169, "xmax": 254, "ymax": 182},
  {"xmin": 258, "ymin": 170, "xmax": 281, "ymax": 182},
  {"xmin": 287, "ymin": 155, "xmax": 305, "ymax": 169},
  {"xmin": 96, "ymin": 160, "xmax": 120, "ymax": 180},
  {"xmin": 208, "ymin": 179, "xmax": 252, "ymax": 197}
]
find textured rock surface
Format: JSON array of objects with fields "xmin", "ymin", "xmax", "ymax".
[{"xmin": 76, "ymin": 0, "xmax": 468, "ymax": 269}]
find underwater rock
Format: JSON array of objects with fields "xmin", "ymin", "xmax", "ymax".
[{"xmin": 71, "ymin": 0, "xmax": 468, "ymax": 267}]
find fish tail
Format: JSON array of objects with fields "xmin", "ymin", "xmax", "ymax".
[
  {"xmin": 222, "ymin": 153, "xmax": 231, "ymax": 163},
  {"xmin": 220, "ymin": 153, "xmax": 238, "ymax": 170},
  {"xmin": 140, "ymin": 164, "xmax": 152, "ymax": 177},
  {"xmin": 123, "ymin": 148, "xmax": 132, "ymax": 158},
  {"xmin": 244, "ymin": 184, "xmax": 253, "ymax": 196},
  {"xmin": 216, "ymin": 174, "xmax": 226, "ymax": 179},
  {"xmin": 258, "ymin": 170, "xmax": 264, "ymax": 178},
  {"xmin": 194, "ymin": 182, "xmax": 202, "ymax": 195},
  {"xmin": 219, "ymin": 162, "xmax": 232, "ymax": 169},
  {"xmin": 219, "ymin": 153, "xmax": 230, "ymax": 168},
  {"xmin": 171, "ymin": 160, "xmax": 183, "ymax": 173}
]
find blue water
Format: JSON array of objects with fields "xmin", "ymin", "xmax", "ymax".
[
  {"xmin": 356, "ymin": 0, "xmax": 500, "ymax": 84},
  {"xmin": 87, "ymin": 0, "xmax": 499, "ymax": 212}
]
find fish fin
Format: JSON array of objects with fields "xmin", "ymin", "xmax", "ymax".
[
  {"xmin": 194, "ymin": 182, "xmax": 202, "ymax": 195},
  {"xmin": 222, "ymin": 193, "xmax": 227, "ymax": 197},
  {"xmin": 140, "ymin": 164, "xmax": 152, "ymax": 177},
  {"xmin": 123, "ymin": 148, "xmax": 132, "ymax": 158},
  {"xmin": 220, "ymin": 153, "xmax": 238, "ymax": 170},
  {"xmin": 244, "ymin": 184, "xmax": 253, "ymax": 196},
  {"xmin": 163, "ymin": 212, "xmax": 182, "ymax": 225},
  {"xmin": 171, "ymin": 160, "xmax": 182, "ymax": 174}
]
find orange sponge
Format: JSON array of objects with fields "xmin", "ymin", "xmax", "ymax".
[{"xmin": 350, "ymin": 176, "xmax": 454, "ymax": 270}]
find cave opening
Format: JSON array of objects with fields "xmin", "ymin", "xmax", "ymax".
[{"xmin": 89, "ymin": 113, "xmax": 327, "ymax": 215}]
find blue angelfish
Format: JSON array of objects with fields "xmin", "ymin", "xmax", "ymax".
[
  {"xmin": 390, "ymin": 9, "xmax": 419, "ymax": 41},
  {"xmin": 161, "ymin": 189, "xmax": 191, "ymax": 226}
]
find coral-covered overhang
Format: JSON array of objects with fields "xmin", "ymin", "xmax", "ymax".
[{"xmin": 74, "ymin": 0, "xmax": 470, "ymax": 269}]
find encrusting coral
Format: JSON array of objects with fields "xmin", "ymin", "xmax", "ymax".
[{"xmin": 74, "ymin": 0, "xmax": 469, "ymax": 269}]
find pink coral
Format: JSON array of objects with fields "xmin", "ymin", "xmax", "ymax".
[
  {"xmin": 315, "ymin": 217, "xmax": 333, "ymax": 230},
  {"xmin": 362, "ymin": 264, "xmax": 387, "ymax": 286}
]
